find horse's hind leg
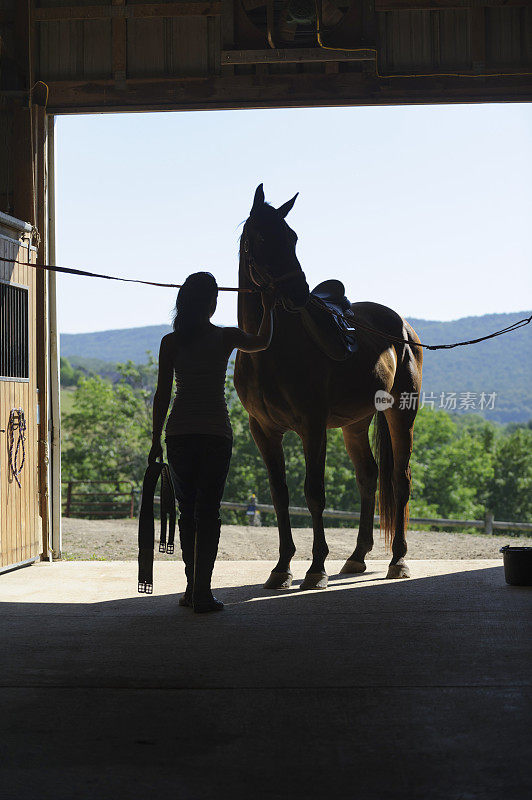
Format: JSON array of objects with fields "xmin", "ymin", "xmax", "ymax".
[
  {"xmin": 384, "ymin": 408, "xmax": 416, "ymax": 580},
  {"xmin": 340, "ymin": 419, "xmax": 378, "ymax": 575},
  {"xmin": 300, "ymin": 424, "xmax": 329, "ymax": 590},
  {"xmin": 249, "ymin": 417, "xmax": 295, "ymax": 589}
]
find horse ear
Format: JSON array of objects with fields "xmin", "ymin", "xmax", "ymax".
[
  {"xmin": 277, "ymin": 193, "xmax": 298, "ymax": 218},
  {"xmin": 251, "ymin": 184, "xmax": 265, "ymax": 214}
]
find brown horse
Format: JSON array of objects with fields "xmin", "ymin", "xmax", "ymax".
[{"xmin": 234, "ymin": 185, "xmax": 423, "ymax": 590}]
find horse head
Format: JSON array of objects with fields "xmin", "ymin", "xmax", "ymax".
[{"xmin": 242, "ymin": 184, "xmax": 310, "ymax": 311}]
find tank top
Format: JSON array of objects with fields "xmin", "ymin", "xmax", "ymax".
[{"xmin": 165, "ymin": 326, "xmax": 232, "ymax": 440}]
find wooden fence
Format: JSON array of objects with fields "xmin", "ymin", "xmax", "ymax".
[
  {"xmin": 220, "ymin": 502, "xmax": 532, "ymax": 535},
  {"xmin": 60, "ymin": 484, "xmax": 532, "ymax": 534},
  {"xmin": 62, "ymin": 481, "xmax": 135, "ymax": 519}
]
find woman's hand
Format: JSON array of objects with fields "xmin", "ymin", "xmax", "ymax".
[
  {"xmin": 148, "ymin": 439, "xmax": 163, "ymax": 465},
  {"xmin": 225, "ymin": 292, "xmax": 275, "ymax": 353}
]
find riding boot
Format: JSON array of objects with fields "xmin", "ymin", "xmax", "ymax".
[
  {"xmin": 178, "ymin": 517, "xmax": 196, "ymax": 607},
  {"xmin": 192, "ymin": 518, "xmax": 224, "ymax": 613}
]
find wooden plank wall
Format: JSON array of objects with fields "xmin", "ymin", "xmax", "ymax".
[
  {"xmin": 33, "ymin": 1, "xmax": 532, "ymax": 84},
  {"xmin": 0, "ymin": 225, "xmax": 41, "ymax": 571},
  {"xmin": 24, "ymin": 1, "xmax": 530, "ymax": 112},
  {"xmin": 37, "ymin": 2, "xmax": 221, "ymax": 81},
  {"xmin": 378, "ymin": 7, "xmax": 532, "ymax": 73}
]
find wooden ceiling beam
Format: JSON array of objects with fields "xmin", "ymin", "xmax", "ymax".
[
  {"xmin": 43, "ymin": 73, "xmax": 532, "ymax": 114},
  {"xmin": 375, "ymin": 1, "xmax": 529, "ymax": 9},
  {"xmin": 222, "ymin": 48, "xmax": 376, "ymax": 64},
  {"xmin": 33, "ymin": 3, "xmax": 222, "ymax": 22}
]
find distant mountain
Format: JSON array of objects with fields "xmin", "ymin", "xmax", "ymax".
[
  {"xmin": 406, "ymin": 312, "xmax": 531, "ymax": 424},
  {"xmin": 61, "ymin": 324, "xmax": 171, "ymax": 365},
  {"xmin": 60, "ymin": 311, "xmax": 532, "ymax": 423}
]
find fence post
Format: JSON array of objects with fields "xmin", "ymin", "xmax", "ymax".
[
  {"xmin": 130, "ymin": 486, "xmax": 135, "ymax": 519},
  {"xmin": 484, "ymin": 510, "xmax": 494, "ymax": 535},
  {"xmin": 65, "ymin": 481, "xmax": 72, "ymax": 518}
]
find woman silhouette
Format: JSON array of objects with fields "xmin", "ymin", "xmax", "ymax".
[{"xmin": 149, "ymin": 272, "xmax": 274, "ymax": 613}]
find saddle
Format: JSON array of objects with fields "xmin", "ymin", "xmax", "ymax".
[{"xmin": 301, "ymin": 279, "xmax": 358, "ymax": 361}]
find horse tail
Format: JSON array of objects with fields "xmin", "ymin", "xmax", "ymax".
[{"xmin": 373, "ymin": 411, "xmax": 395, "ymax": 550}]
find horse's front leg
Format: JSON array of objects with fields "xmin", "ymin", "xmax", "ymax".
[
  {"xmin": 300, "ymin": 424, "xmax": 329, "ymax": 590},
  {"xmin": 249, "ymin": 416, "xmax": 295, "ymax": 589}
]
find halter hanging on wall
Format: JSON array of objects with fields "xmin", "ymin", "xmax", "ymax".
[{"xmin": 7, "ymin": 409, "xmax": 26, "ymax": 488}]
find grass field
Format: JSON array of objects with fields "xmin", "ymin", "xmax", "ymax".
[{"xmin": 60, "ymin": 387, "xmax": 76, "ymax": 416}]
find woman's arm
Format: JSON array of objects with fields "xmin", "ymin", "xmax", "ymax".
[
  {"xmin": 148, "ymin": 334, "xmax": 174, "ymax": 463},
  {"xmin": 224, "ymin": 292, "xmax": 275, "ymax": 353}
]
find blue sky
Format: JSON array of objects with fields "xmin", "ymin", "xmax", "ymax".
[{"xmin": 55, "ymin": 103, "xmax": 531, "ymax": 334}]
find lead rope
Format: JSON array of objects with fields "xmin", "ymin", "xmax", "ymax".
[
  {"xmin": 8, "ymin": 409, "xmax": 26, "ymax": 488},
  {"xmin": 311, "ymin": 297, "xmax": 532, "ymax": 352},
  {"xmin": 1, "ymin": 251, "xmax": 529, "ymax": 350},
  {"xmin": 0, "ymin": 255, "xmax": 251, "ymax": 293}
]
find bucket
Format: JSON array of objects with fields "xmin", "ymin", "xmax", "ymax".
[{"xmin": 500, "ymin": 545, "xmax": 532, "ymax": 586}]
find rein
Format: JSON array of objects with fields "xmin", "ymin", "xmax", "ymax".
[
  {"xmin": 243, "ymin": 249, "xmax": 532, "ymax": 352},
  {"xmin": 249, "ymin": 261, "xmax": 302, "ymax": 291},
  {"xmin": 242, "ymin": 235, "xmax": 301, "ymax": 292},
  {"xmin": 312, "ymin": 295, "xmax": 532, "ymax": 352}
]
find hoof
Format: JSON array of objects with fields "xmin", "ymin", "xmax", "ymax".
[
  {"xmin": 264, "ymin": 571, "xmax": 293, "ymax": 590},
  {"xmin": 386, "ymin": 561, "xmax": 410, "ymax": 579},
  {"xmin": 340, "ymin": 559, "xmax": 366, "ymax": 574},
  {"xmin": 300, "ymin": 572, "xmax": 328, "ymax": 591}
]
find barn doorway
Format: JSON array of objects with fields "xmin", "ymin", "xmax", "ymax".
[{"xmin": 52, "ymin": 104, "xmax": 532, "ymax": 561}]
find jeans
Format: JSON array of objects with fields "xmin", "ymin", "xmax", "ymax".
[{"xmin": 165, "ymin": 434, "xmax": 232, "ymax": 526}]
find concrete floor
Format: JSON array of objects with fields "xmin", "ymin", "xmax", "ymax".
[{"xmin": 1, "ymin": 559, "xmax": 531, "ymax": 800}]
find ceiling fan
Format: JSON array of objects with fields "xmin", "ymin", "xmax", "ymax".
[{"xmin": 239, "ymin": 0, "xmax": 353, "ymax": 49}]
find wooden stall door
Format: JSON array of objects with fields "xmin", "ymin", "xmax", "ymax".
[{"xmin": 0, "ymin": 214, "xmax": 41, "ymax": 571}]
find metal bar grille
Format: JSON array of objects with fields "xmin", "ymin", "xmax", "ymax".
[{"xmin": 0, "ymin": 281, "xmax": 29, "ymax": 380}]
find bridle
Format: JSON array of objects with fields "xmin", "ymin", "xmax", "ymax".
[{"xmin": 242, "ymin": 233, "xmax": 302, "ymax": 292}]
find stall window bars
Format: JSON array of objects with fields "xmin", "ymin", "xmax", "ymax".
[{"xmin": 0, "ymin": 281, "xmax": 29, "ymax": 381}]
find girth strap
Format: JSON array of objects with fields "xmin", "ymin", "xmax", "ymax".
[{"xmin": 138, "ymin": 461, "xmax": 176, "ymax": 594}]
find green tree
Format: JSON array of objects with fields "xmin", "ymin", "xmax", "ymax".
[
  {"xmin": 60, "ymin": 353, "xmax": 532, "ymax": 528},
  {"xmin": 488, "ymin": 428, "xmax": 532, "ymax": 522},
  {"xmin": 62, "ymin": 371, "xmax": 152, "ymax": 485},
  {"xmin": 410, "ymin": 409, "xmax": 495, "ymax": 519},
  {"xmin": 60, "ymin": 356, "xmax": 76, "ymax": 386}
]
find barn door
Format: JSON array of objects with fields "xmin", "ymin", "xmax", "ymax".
[{"xmin": 0, "ymin": 213, "xmax": 41, "ymax": 572}]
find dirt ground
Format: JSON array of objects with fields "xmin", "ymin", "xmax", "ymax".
[{"xmin": 61, "ymin": 518, "xmax": 526, "ymax": 561}]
